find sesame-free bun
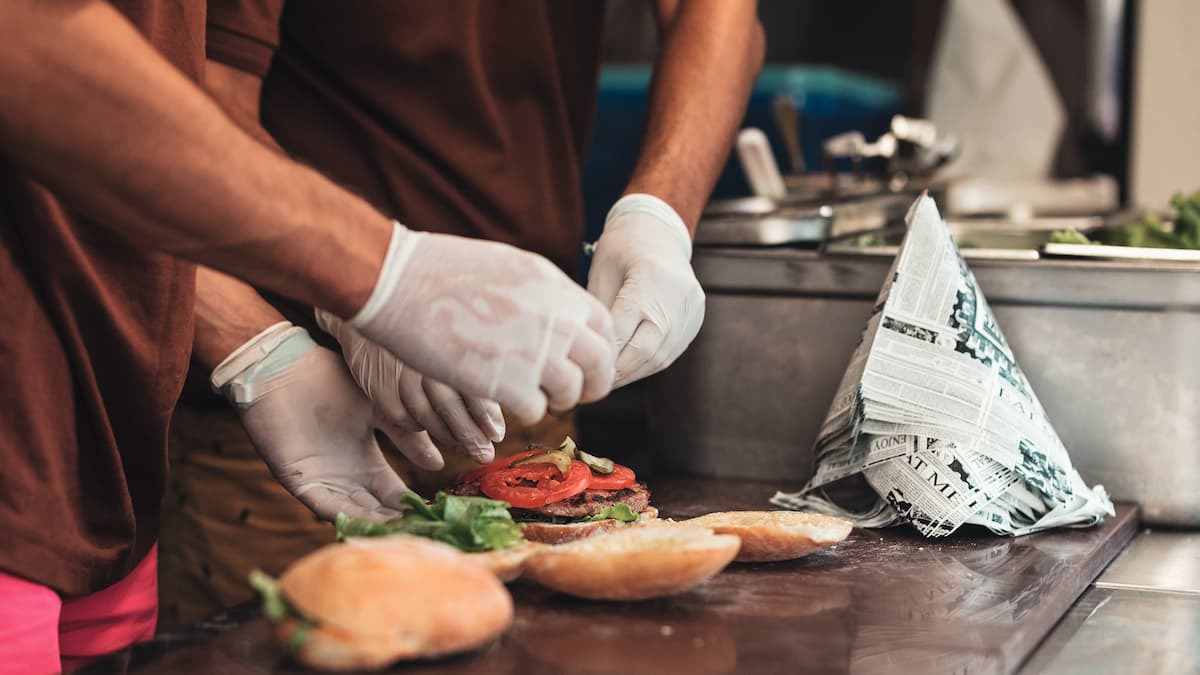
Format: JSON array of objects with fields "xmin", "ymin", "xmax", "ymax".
[
  {"xmin": 520, "ymin": 506, "xmax": 659, "ymax": 545},
  {"xmin": 467, "ymin": 542, "xmax": 545, "ymax": 582},
  {"xmin": 684, "ymin": 511, "xmax": 852, "ymax": 562},
  {"xmin": 274, "ymin": 537, "xmax": 512, "ymax": 671},
  {"xmin": 523, "ymin": 521, "xmax": 740, "ymax": 601}
]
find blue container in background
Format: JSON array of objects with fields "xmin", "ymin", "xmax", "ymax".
[{"xmin": 580, "ymin": 64, "xmax": 903, "ymax": 266}]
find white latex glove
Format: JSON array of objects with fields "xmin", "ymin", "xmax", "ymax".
[
  {"xmin": 319, "ymin": 223, "xmax": 616, "ymax": 425},
  {"xmin": 316, "ymin": 311, "xmax": 505, "ymax": 471},
  {"xmin": 211, "ymin": 323, "xmax": 411, "ymax": 522},
  {"xmin": 587, "ymin": 193, "xmax": 705, "ymax": 388}
]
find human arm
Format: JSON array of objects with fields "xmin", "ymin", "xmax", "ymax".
[
  {"xmin": 0, "ymin": 0, "xmax": 614, "ymax": 420},
  {"xmin": 0, "ymin": 0, "xmax": 387, "ymax": 318},
  {"xmin": 195, "ymin": 265, "xmax": 503, "ymax": 470},
  {"xmin": 587, "ymin": 0, "xmax": 764, "ymax": 387}
]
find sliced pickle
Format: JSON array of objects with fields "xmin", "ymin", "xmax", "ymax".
[
  {"xmin": 510, "ymin": 450, "xmax": 573, "ymax": 474},
  {"xmin": 559, "ymin": 436, "xmax": 615, "ymax": 474}
]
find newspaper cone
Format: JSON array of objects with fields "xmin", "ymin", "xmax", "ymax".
[{"xmin": 772, "ymin": 195, "xmax": 1113, "ymax": 537}]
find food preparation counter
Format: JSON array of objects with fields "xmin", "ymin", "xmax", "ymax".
[{"xmin": 92, "ymin": 478, "xmax": 1136, "ymax": 675}]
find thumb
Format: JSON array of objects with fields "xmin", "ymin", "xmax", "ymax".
[{"xmin": 607, "ymin": 287, "xmax": 645, "ymax": 354}]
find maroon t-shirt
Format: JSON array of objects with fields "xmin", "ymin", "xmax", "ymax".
[
  {"xmin": 207, "ymin": 0, "xmax": 606, "ymax": 273},
  {"xmin": 0, "ymin": 1, "xmax": 204, "ymax": 595}
]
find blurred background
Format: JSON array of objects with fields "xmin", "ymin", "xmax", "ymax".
[{"xmin": 578, "ymin": 0, "xmax": 1200, "ymax": 477}]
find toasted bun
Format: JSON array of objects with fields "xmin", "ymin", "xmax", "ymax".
[
  {"xmin": 520, "ymin": 506, "xmax": 659, "ymax": 545},
  {"xmin": 523, "ymin": 521, "xmax": 739, "ymax": 601},
  {"xmin": 275, "ymin": 538, "xmax": 512, "ymax": 670},
  {"xmin": 684, "ymin": 511, "xmax": 852, "ymax": 562},
  {"xmin": 466, "ymin": 542, "xmax": 545, "ymax": 582}
]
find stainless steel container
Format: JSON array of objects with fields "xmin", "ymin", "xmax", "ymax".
[{"xmin": 649, "ymin": 246, "xmax": 1200, "ymax": 526}]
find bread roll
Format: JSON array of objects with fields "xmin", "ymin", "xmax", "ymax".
[
  {"xmin": 684, "ymin": 511, "xmax": 852, "ymax": 562},
  {"xmin": 273, "ymin": 537, "xmax": 512, "ymax": 671},
  {"xmin": 466, "ymin": 542, "xmax": 545, "ymax": 582},
  {"xmin": 523, "ymin": 521, "xmax": 740, "ymax": 601}
]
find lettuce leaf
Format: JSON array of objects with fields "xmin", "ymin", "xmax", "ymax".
[
  {"xmin": 334, "ymin": 492, "xmax": 524, "ymax": 552},
  {"xmin": 510, "ymin": 503, "xmax": 641, "ymax": 525},
  {"xmin": 583, "ymin": 503, "xmax": 640, "ymax": 523},
  {"xmin": 248, "ymin": 569, "xmax": 291, "ymax": 622}
]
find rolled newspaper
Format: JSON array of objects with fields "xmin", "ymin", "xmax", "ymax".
[{"xmin": 773, "ymin": 195, "xmax": 1113, "ymax": 537}]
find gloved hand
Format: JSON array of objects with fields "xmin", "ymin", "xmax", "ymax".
[
  {"xmin": 587, "ymin": 193, "xmax": 705, "ymax": 388},
  {"xmin": 316, "ymin": 311, "xmax": 505, "ymax": 471},
  {"xmin": 211, "ymin": 322, "xmax": 411, "ymax": 522},
  {"xmin": 319, "ymin": 224, "xmax": 616, "ymax": 425}
]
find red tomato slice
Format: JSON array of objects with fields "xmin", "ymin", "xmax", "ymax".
[
  {"xmin": 457, "ymin": 448, "xmax": 544, "ymax": 484},
  {"xmin": 479, "ymin": 459, "xmax": 591, "ymax": 509},
  {"xmin": 586, "ymin": 463, "xmax": 636, "ymax": 491}
]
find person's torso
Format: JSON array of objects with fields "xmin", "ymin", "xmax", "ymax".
[
  {"xmin": 261, "ymin": 0, "xmax": 607, "ymax": 274},
  {"xmin": 0, "ymin": 0, "xmax": 204, "ymax": 595}
]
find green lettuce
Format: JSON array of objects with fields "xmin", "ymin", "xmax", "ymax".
[
  {"xmin": 1050, "ymin": 189, "xmax": 1200, "ymax": 249},
  {"xmin": 248, "ymin": 569, "xmax": 315, "ymax": 654},
  {"xmin": 510, "ymin": 502, "xmax": 641, "ymax": 525},
  {"xmin": 334, "ymin": 492, "xmax": 524, "ymax": 552},
  {"xmin": 584, "ymin": 503, "xmax": 640, "ymax": 523}
]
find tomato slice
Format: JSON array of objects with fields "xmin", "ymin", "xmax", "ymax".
[
  {"xmin": 457, "ymin": 448, "xmax": 544, "ymax": 484},
  {"xmin": 479, "ymin": 459, "xmax": 591, "ymax": 509},
  {"xmin": 586, "ymin": 463, "xmax": 636, "ymax": 491}
]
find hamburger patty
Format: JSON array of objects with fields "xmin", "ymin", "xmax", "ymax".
[{"xmin": 446, "ymin": 481, "xmax": 651, "ymax": 519}]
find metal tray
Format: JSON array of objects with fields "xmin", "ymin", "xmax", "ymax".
[
  {"xmin": 694, "ymin": 212, "xmax": 829, "ymax": 247},
  {"xmin": 1043, "ymin": 242, "xmax": 1200, "ymax": 263}
]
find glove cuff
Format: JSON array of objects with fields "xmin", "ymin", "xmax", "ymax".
[
  {"xmin": 210, "ymin": 322, "xmax": 311, "ymax": 406},
  {"xmin": 605, "ymin": 193, "xmax": 693, "ymax": 261},
  {"xmin": 349, "ymin": 221, "xmax": 423, "ymax": 329}
]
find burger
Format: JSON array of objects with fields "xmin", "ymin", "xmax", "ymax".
[{"xmin": 447, "ymin": 437, "xmax": 657, "ymax": 544}]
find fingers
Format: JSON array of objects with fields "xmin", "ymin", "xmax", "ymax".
[
  {"xmin": 569, "ymin": 327, "xmax": 615, "ymax": 403},
  {"xmin": 607, "ymin": 291, "xmax": 644, "ymax": 354},
  {"xmin": 583, "ymin": 286, "xmax": 618, "ymax": 350},
  {"xmin": 613, "ymin": 317, "xmax": 666, "ymax": 388},
  {"xmin": 464, "ymin": 396, "xmax": 505, "ymax": 444},
  {"xmin": 376, "ymin": 419, "xmax": 445, "ymax": 471},
  {"xmin": 400, "ymin": 369, "xmax": 495, "ymax": 463},
  {"xmin": 540, "ymin": 356, "xmax": 584, "ymax": 411},
  {"xmin": 494, "ymin": 379, "xmax": 547, "ymax": 427},
  {"xmin": 586, "ymin": 259, "xmax": 622, "ymax": 307},
  {"xmin": 365, "ymin": 464, "xmax": 415, "ymax": 513}
]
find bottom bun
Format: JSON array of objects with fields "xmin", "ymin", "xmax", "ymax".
[
  {"xmin": 467, "ymin": 542, "xmax": 546, "ymax": 582},
  {"xmin": 523, "ymin": 521, "xmax": 740, "ymax": 601},
  {"xmin": 275, "ymin": 538, "xmax": 512, "ymax": 671},
  {"xmin": 684, "ymin": 511, "xmax": 853, "ymax": 562},
  {"xmin": 521, "ymin": 506, "xmax": 659, "ymax": 545}
]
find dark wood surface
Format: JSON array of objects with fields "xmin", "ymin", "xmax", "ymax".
[{"xmin": 128, "ymin": 478, "xmax": 1137, "ymax": 675}]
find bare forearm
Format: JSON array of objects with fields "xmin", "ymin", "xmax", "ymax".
[
  {"xmin": 0, "ymin": 0, "xmax": 387, "ymax": 317},
  {"xmin": 193, "ymin": 267, "xmax": 288, "ymax": 369},
  {"xmin": 626, "ymin": 0, "xmax": 765, "ymax": 231}
]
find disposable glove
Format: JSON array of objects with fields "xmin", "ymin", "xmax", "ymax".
[
  {"xmin": 319, "ymin": 223, "xmax": 616, "ymax": 424},
  {"xmin": 211, "ymin": 322, "xmax": 411, "ymax": 521},
  {"xmin": 316, "ymin": 312, "xmax": 505, "ymax": 471},
  {"xmin": 587, "ymin": 193, "xmax": 705, "ymax": 388}
]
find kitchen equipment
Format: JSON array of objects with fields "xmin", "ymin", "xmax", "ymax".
[
  {"xmin": 771, "ymin": 95, "xmax": 805, "ymax": 174},
  {"xmin": 649, "ymin": 237, "xmax": 1200, "ymax": 526},
  {"xmin": 735, "ymin": 128, "xmax": 787, "ymax": 200}
]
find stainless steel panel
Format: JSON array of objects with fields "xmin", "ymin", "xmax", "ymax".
[
  {"xmin": 1019, "ymin": 587, "xmax": 1200, "ymax": 674},
  {"xmin": 650, "ymin": 248, "xmax": 1200, "ymax": 524},
  {"xmin": 1095, "ymin": 531, "xmax": 1200, "ymax": 594},
  {"xmin": 693, "ymin": 214, "xmax": 829, "ymax": 247},
  {"xmin": 648, "ymin": 293, "xmax": 870, "ymax": 481}
]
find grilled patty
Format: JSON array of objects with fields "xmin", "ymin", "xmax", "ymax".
[{"xmin": 447, "ymin": 480, "xmax": 651, "ymax": 519}]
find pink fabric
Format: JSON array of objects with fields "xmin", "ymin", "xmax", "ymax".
[{"xmin": 0, "ymin": 545, "xmax": 158, "ymax": 674}]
